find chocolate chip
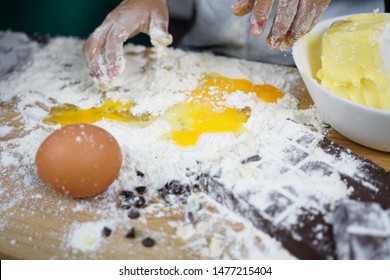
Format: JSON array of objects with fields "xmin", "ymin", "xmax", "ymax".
[
  {"xmin": 127, "ymin": 209, "xmax": 140, "ymax": 219},
  {"xmin": 171, "ymin": 181, "xmax": 184, "ymax": 195},
  {"xmin": 135, "ymin": 186, "xmax": 147, "ymax": 195},
  {"xmin": 158, "ymin": 181, "xmax": 193, "ymax": 204},
  {"xmin": 101, "ymin": 227, "xmax": 112, "ymax": 237},
  {"xmin": 120, "ymin": 201, "xmax": 132, "ymax": 210},
  {"xmin": 187, "ymin": 211, "xmax": 195, "ymax": 223},
  {"xmin": 120, "ymin": 190, "xmax": 135, "ymax": 198},
  {"xmin": 136, "ymin": 171, "xmax": 145, "ymax": 177},
  {"xmin": 125, "ymin": 227, "xmax": 135, "ymax": 238},
  {"xmin": 158, "ymin": 186, "xmax": 168, "ymax": 196},
  {"xmin": 142, "ymin": 237, "xmax": 155, "ymax": 247},
  {"xmin": 134, "ymin": 196, "xmax": 146, "ymax": 208},
  {"xmin": 121, "ymin": 195, "xmax": 146, "ymax": 209},
  {"xmin": 167, "ymin": 180, "xmax": 190, "ymax": 195}
]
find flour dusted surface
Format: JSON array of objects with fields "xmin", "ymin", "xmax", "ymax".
[{"xmin": 0, "ymin": 31, "xmax": 368, "ymax": 259}]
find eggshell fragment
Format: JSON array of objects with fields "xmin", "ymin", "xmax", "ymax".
[{"xmin": 35, "ymin": 124, "xmax": 122, "ymax": 198}]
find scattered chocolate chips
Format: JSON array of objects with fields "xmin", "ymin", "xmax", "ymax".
[
  {"xmin": 158, "ymin": 180, "xmax": 192, "ymax": 204},
  {"xmin": 135, "ymin": 186, "xmax": 147, "ymax": 195},
  {"xmin": 142, "ymin": 237, "xmax": 155, "ymax": 247},
  {"xmin": 125, "ymin": 227, "xmax": 135, "ymax": 239},
  {"xmin": 128, "ymin": 208, "xmax": 140, "ymax": 219},
  {"xmin": 159, "ymin": 180, "xmax": 191, "ymax": 196},
  {"xmin": 119, "ymin": 190, "xmax": 147, "ymax": 209},
  {"xmin": 101, "ymin": 227, "xmax": 112, "ymax": 237},
  {"xmin": 172, "ymin": 181, "xmax": 184, "ymax": 195}
]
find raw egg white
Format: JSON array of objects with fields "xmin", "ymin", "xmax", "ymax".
[{"xmin": 35, "ymin": 124, "xmax": 122, "ymax": 198}]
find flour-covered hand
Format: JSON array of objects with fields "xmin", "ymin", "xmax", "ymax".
[
  {"xmin": 82, "ymin": 0, "xmax": 172, "ymax": 87},
  {"xmin": 231, "ymin": 0, "xmax": 330, "ymax": 50}
]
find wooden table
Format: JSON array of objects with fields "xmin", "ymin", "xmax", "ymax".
[{"xmin": 1, "ymin": 69, "xmax": 389, "ymax": 260}]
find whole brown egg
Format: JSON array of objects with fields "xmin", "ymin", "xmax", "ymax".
[{"xmin": 35, "ymin": 124, "xmax": 122, "ymax": 198}]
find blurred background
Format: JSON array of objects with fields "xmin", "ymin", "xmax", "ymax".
[
  {"xmin": 0, "ymin": 0, "xmax": 121, "ymax": 38},
  {"xmin": 0, "ymin": 0, "xmax": 161, "ymax": 45},
  {"xmin": 0, "ymin": 0, "xmax": 193, "ymax": 46},
  {"xmin": 1, "ymin": 0, "xmax": 389, "ymax": 46}
]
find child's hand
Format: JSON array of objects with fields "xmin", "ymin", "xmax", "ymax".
[
  {"xmin": 231, "ymin": 0, "xmax": 331, "ymax": 50},
  {"xmin": 82, "ymin": 0, "xmax": 172, "ymax": 87}
]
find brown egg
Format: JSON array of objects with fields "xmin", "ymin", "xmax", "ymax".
[{"xmin": 35, "ymin": 124, "xmax": 122, "ymax": 198}]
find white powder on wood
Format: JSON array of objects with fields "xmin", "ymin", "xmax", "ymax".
[{"xmin": 0, "ymin": 31, "xmax": 366, "ymax": 259}]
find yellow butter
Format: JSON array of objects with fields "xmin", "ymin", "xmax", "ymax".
[{"xmin": 317, "ymin": 13, "xmax": 390, "ymax": 110}]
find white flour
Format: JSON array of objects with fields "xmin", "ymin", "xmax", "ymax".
[
  {"xmin": 0, "ymin": 31, "xmax": 364, "ymax": 259},
  {"xmin": 67, "ymin": 220, "xmax": 118, "ymax": 253}
]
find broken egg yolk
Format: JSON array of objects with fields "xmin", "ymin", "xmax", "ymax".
[
  {"xmin": 44, "ymin": 74, "xmax": 284, "ymax": 147},
  {"xmin": 163, "ymin": 74, "xmax": 284, "ymax": 146},
  {"xmin": 44, "ymin": 100, "xmax": 142, "ymax": 125},
  {"xmin": 196, "ymin": 74, "xmax": 284, "ymax": 103}
]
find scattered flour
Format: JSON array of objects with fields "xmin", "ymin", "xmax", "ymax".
[
  {"xmin": 0, "ymin": 125, "xmax": 13, "ymax": 138},
  {"xmin": 0, "ymin": 31, "xmax": 366, "ymax": 259},
  {"xmin": 67, "ymin": 220, "xmax": 118, "ymax": 253}
]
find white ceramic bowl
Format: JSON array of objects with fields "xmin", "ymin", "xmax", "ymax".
[{"xmin": 292, "ymin": 14, "xmax": 390, "ymax": 152}]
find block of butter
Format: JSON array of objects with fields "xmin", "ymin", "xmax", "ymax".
[{"xmin": 317, "ymin": 13, "xmax": 390, "ymax": 111}]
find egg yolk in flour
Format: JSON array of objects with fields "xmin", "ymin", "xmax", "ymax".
[{"xmin": 44, "ymin": 74, "xmax": 284, "ymax": 147}]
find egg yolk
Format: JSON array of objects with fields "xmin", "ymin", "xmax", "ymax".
[
  {"xmin": 44, "ymin": 74, "xmax": 284, "ymax": 147},
  {"xmin": 44, "ymin": 100, "xmax": 147, "ymax": 125},
  {"xmin": 196, "ymin": 74, "xmax": 284, "ymax": 102}
]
